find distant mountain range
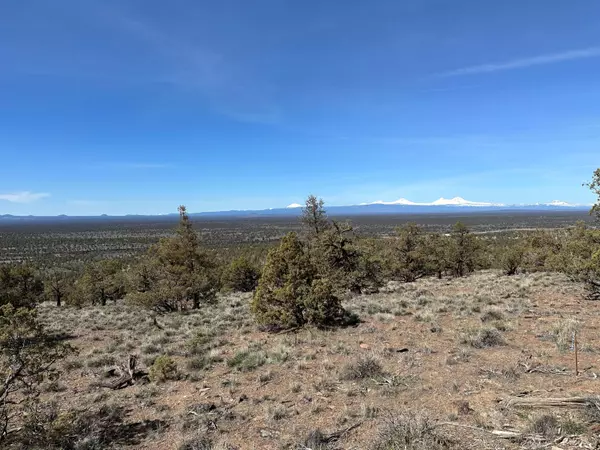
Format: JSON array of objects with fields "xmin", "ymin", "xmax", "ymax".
[{"xmin": 1, "ymin": 197, "xmax": 592, "ymax": 222}]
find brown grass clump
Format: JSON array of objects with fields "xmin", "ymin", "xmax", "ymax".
[
  {"xmin": 461, "ymin": 326, "xmax": 505, "ymax": 348},
  {"xmin": 341, "ymin": 355, "xmax": 385, "ymax": 380},
  {"xmin": 372, "ymin": 413, "xmax": 455, "ymax": 450}
]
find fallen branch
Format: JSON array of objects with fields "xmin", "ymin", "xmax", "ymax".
[
  {"xmin": 501, "ymin": 396, "xmax": 598, "ymax": 409},
  {"xmin": 437, "ymin": 422, "xmax": 521, "ymax": 439},
  {"xmin": 101, "ymin": 355, "xmax": 148, "ymax": 390},
  {"xmin": 320, "ymin": 422, "xmax": 363, "ymax": 443}
]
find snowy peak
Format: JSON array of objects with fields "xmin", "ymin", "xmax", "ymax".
[
  {"xmin": 430, "ymin": 197, "xmax": 501, "ymax": 207},
  {"xmin": 363, "ymin": 198, "xmax": 418, "ymax": 206},
  {"xmin": 544, "ymin": 200, "xmax": 577, "ymax": 207},
  {"xmin": 285, "ymin": 197, "xmax": 588, "ymax": 210},
  {"xmin": 362, "ymin": 196, "xmax": 503, "ymax": 207}
]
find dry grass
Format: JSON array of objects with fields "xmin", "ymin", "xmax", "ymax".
[{"xmin": 29, "ymin": 271, "xmax": 600, "ymax": 449}]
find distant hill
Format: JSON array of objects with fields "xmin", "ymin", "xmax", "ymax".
[{"xmin": 0, "ymin": 197, "xmax": 591, "ymax": 222}]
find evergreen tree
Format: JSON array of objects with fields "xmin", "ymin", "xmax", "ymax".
[
  {"xmin": 585, "ymin": 168, "xmax": 600, "ymax": 221},
  {"xmin": 222, "ymin": 256, "xmax": 260, "ymax": 292},
  {"xmin": 126, "ymin": 206, "xmax": 218, "ymax": 312},
  {"xmin": 76, "ymin": 259, "xmax": 125, "ymax": 306},
  {"xmin": 448, "ymin": 222, "xmax": 478, "ymax": 277},
  {"xmin": 390, "ymin": 223, "xmax": 428, "ymax": 282},
  {"xmin": 301, "ymin": 195, "xmax": 329, "ymax": 236},
  {"xmin": 251, "ymin": 232, "xmax": 346, "ymax": 329},
  {"xmin": 0, "ymin": 264, "xmax": 43, "ymax": 308},
  {"xmin": 0, "ymin": 304, "xmax": 73, "ymax": 440},
  {"xmin": 423, "ymin": 232, "xmax": 451, "ymax": 279},
  {"xmin": 43, "ymin": 268, "xmax": 75, "ymax": 307}
]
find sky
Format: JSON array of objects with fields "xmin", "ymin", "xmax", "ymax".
[{"xmin": 1, "ymin": 0, "xmax": 600, "ymax": 215}]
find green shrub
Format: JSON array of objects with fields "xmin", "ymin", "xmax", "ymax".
[
  {"xmin": 222, "ymin": 257, "xmax": 260, "ymax": 292},
  {"xmin": 149, "ymin": 355, "xmax": 178, "ymax": 382},
  {"xmin": 251, "ymin": 233, "xmax": 347, "ymax": 330},
  {"xmin": 227, "ymin": 349, "xmax": 266, "ymax": 372},
  {"xmin": 0, "ymin": 304, "xmax": 73, "ymax": 441},
  {"xmin": 501, "ymin": 246, "xmax": 524, "ymax": 276}
]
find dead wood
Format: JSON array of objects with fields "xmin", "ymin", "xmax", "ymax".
[
  {"xmin": 501, "ymin": 396, "xmax": 598, "ymax": 409},
  {"xmin": 101, "ymin": 355, "xmax": 148, "ymax": 390}
]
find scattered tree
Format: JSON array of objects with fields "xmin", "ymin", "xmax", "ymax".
[
  {"xmin": 390, "ymin": 223, "xmax": 429, "ymax": 282},
  {"xmin": 585, "ymin": 168, "xmax": 600, "ymax": 221},
  {"xmin": 301, "ymin": 195, "xmax": 329, "ymax": 236},
  {"xmin": 43, "ymin": 268, "xmax": 75, "ymax": 307},
  {"xmin": 251, "ymin": 232, "xmax": 346, "ymax": 329},
  {"xmin": 126, "ymin": 206, "xmax": 219, "ymax": 312},
  {"xmin": 76, "ymin": 259, "xmax": 126, "ymax": 306},
  {"xmin": 448, "ymin": 222, "xmax": 478, "ymax": 277},
  {"xmin": 0, "ymin": 304, "xmax": 73, "ymax": 440},
  {"xmin": 0, "ymin": 264, "xmax": 43, "ymax": 308}
]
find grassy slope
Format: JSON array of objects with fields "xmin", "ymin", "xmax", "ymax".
[{"xmin": 38, "ymin": 271, "xmax": 600, "ymax": 449}]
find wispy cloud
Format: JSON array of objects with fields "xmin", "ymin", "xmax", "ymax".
[
  {"xmin": 438, "ymin": 47, "xmax": 600, "ymax": 77},
  {"xmin": 0, "ymin": 191, "xmax": 50, "ymax": 203}
]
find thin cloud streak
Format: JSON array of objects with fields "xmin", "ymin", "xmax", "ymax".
[
  {"xmin": 438, "ymin": 47, "xmax": 600, "ymax": 77},
  {"xmin": 0, "ymin": 191, "xmax": 50, "ymax": 203}
]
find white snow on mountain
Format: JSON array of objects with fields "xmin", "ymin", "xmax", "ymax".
[
  {"xmin": 543, "ymin": 200, "xmax": 577, "ymax": 207},
  {"xmin": 286, "ymin": 203, "xmax": 303, "ymax": 208},
  {"xmin": 362, "ymin": 196, "xmax": 504, "ymax": 207},
  {"xmin": 430, "ymin": 196, "xmax": 503, "ymax": 207},
  {"xmin": 360, "ymin": 198, "xmax": 419, "ymax": 206}
]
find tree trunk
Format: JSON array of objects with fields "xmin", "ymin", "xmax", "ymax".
[{"xmin": 56, "ymin": 293, "xmax": 61, "ymax": 307}]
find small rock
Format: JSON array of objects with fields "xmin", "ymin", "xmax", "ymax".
[{"xmin": 360, "ymin": 343, "xmax": 370, "ymax": 349}]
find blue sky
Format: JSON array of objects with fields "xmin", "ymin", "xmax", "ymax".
[{"xmin": 1, "ymin": 0, "xmax": 599, "ymax": 215}]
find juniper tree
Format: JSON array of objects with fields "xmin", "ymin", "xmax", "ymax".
[
  {"xmin": 423, "ymin": 232, "xmax": 451, "ymax": 279},
  {"xmin": 76, "ymin": 259, "xmax": 126, "ymax": 306},
  {"xmin": 390, "ymin": 223, "xmax": 429, "ymax": 282},
  {"xmin": 0, "ymin": 304, "xmax": 73, "ymax": 440},
  {"xmin": 0, "ymin": 265, "xmax": 43, "ymax": 309},
  {"xmin": 222, "ymin": 256, "xmax": 260, "ymax": 292},
  {"xmin": 585, "ymin": 168, "xmax": 600, "ymax": 221},
  {"xmin": 251, "ymin": 232, "xmax": 346, "ymax": 329},
  {"xmin": 127, "ymin": 206, "xmax": 219, "ymax": 312},
  {"xmin": 301, "ymin": 195, "xmax": 329, "ymax": 236},
  {"xmin": 449, "ymin": 222, "xmax": 478, "ymax": 277},
  {"xmin": 43, "ymin": 268, "xmax": 75, "ymax": 307}
]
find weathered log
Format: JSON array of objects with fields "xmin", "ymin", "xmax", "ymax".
[
  {"xmin": 501, "ymin": 396, "xmax": 597, "ymax": 409},
  {"xmin": 101, "ymin": 355, "xmax": 148, "ymax": 390}
]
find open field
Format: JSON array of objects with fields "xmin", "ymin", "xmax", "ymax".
[
  {"xmin": 0, "ymin": 211, "xmax": 592, "ymax": 264},
  {"xmin": 35, "ymin": 270, "xmax": 600, "ymax": 449}
]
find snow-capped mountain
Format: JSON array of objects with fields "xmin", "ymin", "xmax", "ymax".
[
  {"xmin": 542, "ymin": 200, "xmax": 579, "ymax": 207},
  {"xmin": 286, "ymin": 203, "xmax": 303, "ymax": 208},
  {"xmin": 360, "ymin": 198, "xmax": 418, "ymax": 206},
  {"xmin": 360, "ymin": 196, "xmax": 504, "ymax": 207},
  {"xmin": 429, "ymin": 197, "xmax": 504, "ymax": 207}
]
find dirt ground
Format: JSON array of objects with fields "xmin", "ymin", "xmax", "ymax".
[{"xmin": 37, "ymin": 270, "xmax": 600, "ymax": 449}]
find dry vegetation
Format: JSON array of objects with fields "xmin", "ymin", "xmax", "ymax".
[{"xmin": 28, "ymin": 270, "xmax": 600, "ymax": 449}]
